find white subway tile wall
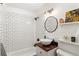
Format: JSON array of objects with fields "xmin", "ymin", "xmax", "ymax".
[{"xmin": 0, "ymin": 6, "xmax": 36, "ymax": 53}]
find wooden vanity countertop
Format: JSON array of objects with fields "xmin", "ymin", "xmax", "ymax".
[{"xmin": 36, "ymin": 42, "xmax": 58, "ymax": 52}]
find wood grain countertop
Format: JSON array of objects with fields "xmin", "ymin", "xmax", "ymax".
[{"xmin": 35, "ymin": 42, "xmax": 58, "ymax": 52}]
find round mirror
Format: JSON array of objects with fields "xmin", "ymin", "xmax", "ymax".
[{"xmin": 44, "ymin": 16, "xmax": 58, "ymax": 33}]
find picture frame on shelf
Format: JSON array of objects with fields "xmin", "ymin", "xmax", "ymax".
[{"xmin": 65, "ymin": 8, "xmax": 79, "ymax": 23}]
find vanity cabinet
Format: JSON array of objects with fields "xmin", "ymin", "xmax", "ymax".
[
  {"xmin": 36, "ymin": 42, "xmax": 58, "ymax": 56},
  {"xmin": 36, "ymin": 46, "xmax": 57, "ymax": 56}
]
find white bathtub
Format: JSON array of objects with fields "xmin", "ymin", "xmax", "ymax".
[
  {"xmin": 58, "ymin": 39, "xmax": 79, "ymax": 56},
  {"xmin": 7, "ymin": 47, "xmax": 36, "ymax": 56}
]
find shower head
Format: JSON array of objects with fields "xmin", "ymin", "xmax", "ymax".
[
  {"xmin": 0, "ymin": 3, "xmax": 3, "ymax": 5},
  {"xmin": 34, "ymin": 17, "xmax": 39, "ymax": 21}
]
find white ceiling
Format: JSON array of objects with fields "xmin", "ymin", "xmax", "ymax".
[
  {"xmin": 2, "ymin": 3, "xmax": 79, "ymax": 18},
  {"xmin": 5, "ymin": 3, "xmax": 55, "ymax": 16}
]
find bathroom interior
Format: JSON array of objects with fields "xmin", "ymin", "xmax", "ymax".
[{"xmin": 0, "ymin": 3, "xmax": 79, "ymax": 56}]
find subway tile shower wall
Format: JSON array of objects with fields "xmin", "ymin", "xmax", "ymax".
[
  {"xmin": 1, "ymin": 11, "xmax": 16, "ymax": 52},
  {"xmin": 0, "ymin": 6, "xmax": 36, "ymax": 53}
]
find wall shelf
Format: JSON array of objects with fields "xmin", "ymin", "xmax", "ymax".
[{"xmin": 59, "ymin": 22, "xmax": 79, "ymax": 26}]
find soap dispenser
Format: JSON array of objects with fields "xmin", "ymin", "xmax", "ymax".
[{"xmin": 44, "ymin": 35, "xmax": 46, "ymax": 39}]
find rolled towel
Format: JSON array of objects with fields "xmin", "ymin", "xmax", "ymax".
[{"xmin": 56, "ymin": 49, "xmax": 74, "ymax": 56}]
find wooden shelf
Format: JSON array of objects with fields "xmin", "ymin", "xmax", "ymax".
[{"xmin": 59, "ymin": 22, "xmax": 79, "ymax": 26}]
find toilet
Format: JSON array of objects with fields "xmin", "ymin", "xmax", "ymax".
[{"xmin": 56, "ymin": 49, "xmax": 74, "ymax": 56}]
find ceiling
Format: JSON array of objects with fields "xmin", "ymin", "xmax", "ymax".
[
  {"xmin": 5, "ymin": 3, "xmax": 55, "ymax": 16},
  {"xmin": 2, "ymin": 3, "xmax": 79, "ymax": 18}
]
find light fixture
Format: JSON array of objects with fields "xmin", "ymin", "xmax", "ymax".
[
  {"xmin": 47, "ymin": 8, "xmax": 53, "ymax": 13},
  {"xmin": 44, "ymin": 8, "xmax": 53, "ymax": 14}
]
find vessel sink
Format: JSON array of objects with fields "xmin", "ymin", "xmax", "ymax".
[{"xmin": 40, "ymin": 39, "xmax": 52, "ymax": 45}]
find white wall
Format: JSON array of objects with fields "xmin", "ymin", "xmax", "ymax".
[
  {"xmin": 0, "ymin": 5, "xmax": 36, "ymax": 53},
  {"xmin": 36, "ymin": 15, "xmax": 45, "ymax": 39},
  {"xmin": 37, "ymin": 3, "xmax": 79, "ymax": 42}
]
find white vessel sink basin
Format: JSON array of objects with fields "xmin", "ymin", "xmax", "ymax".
[{"xmin": 40, "ymin": 39, "xmax": 52, "ymax": 45}]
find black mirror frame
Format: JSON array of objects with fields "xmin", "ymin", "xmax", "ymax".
[{"xmin": 44, "ymin": 16, "xmax": 58, "ymax": 33}]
